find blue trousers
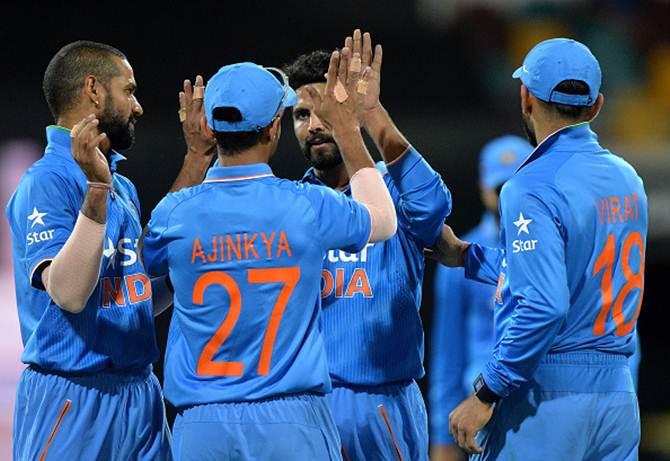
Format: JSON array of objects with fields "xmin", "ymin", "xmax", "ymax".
[
  {"xmin": 172, "ymin": 393, "xmax": 342, "ymax": 460},
  {"xmin": 326, "ymin": 380, "xmax": 428, "ymax": 461},
  {"xmin": 13, "ymin": 366, "xmax": 172, "ymax": 461},
  {"xmin": 472, "ymin": 352, "xmax": 639, "ymax": 461}
]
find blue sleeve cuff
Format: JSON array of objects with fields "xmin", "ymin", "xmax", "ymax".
[
  {"xmin": 482, "ymin": 361, "xmax": 511, "ymax": 398},
  {"xmin": 463, "ymin": 244, "xmax": 502, "ymax": 286}
]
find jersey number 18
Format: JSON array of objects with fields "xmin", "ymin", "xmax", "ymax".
[{"xmin": 592, "ymin": 231, "xmax": 645, "ymax": 337}]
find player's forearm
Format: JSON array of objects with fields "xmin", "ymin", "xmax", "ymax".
[
  {"xmin": 169, "ymin": 151, "xmax": 213, "ymax": 192},
  {"xmin": 43, "ymin": 205, "xmax": 106, "ymax": 314},
  {"xmin": 332, "ymin": 124, "xmax": 376, "ymax": 174},
  {"xmin": 463, "ymin": 244, "xmax": 504, "ymax": 285},
  {"xmin": 151, "ymin": 275, "xmax": 173, "ymax": 317},
  {"xmin": 362, "ymin": 104, "xmax": 409, "ymax": 163},
  {"xmin": 350, "ymin": 167, "xmax": 397, "ymax": 242},
  {"xmin": 80, "ymin": 186, "xmax": 108, "ymax": 224}
]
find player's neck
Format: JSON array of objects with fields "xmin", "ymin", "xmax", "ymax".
[
  {"xmin": 216, "ymin": 149, "xmax": 270, "ymax": 167},
  {"xmin": 314, "ymin": 163, "xmax": 350, "ymax": 190},
  {"xmin": 534, "ymin": 115, "xmax": 588, "ymax": 147},
  {"xmin": 57, "ymin": 113, "xmax": 111, "ymax": 155}
]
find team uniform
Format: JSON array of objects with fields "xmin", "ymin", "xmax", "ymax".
[
  {"xmin": 303, "ymin": 147, "xmax": 451, "ymax": 460},
  {"xmin": 430, "ymin": 212, "xmax": 643, "ymax": 449},
  {"xmin": 464, "ymin": 122, "xmax": 647, "ymax": 460},
  {"xmin": 6, "ymin": 126, "xmax": 171, "ymax": 461},
  {"xmin": 143, "ymin": 163, "xmax": 374, "ymax": 461}
]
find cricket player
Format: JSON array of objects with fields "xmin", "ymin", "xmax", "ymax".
[
  {"xmin": 6, "ymin": 40, "xmax": 213, "ymax": 461},
  {"xmin": 431, "ymin": 38, "xmax": 647, "ymax": 460},
  {"xmin": 284, "ymin": 30, "xmax": 452, "ymax": 460},
  {"xmin": 429, "ymin": 135, "xmax": 530, "ymax": 461},
  {"xmin": 142, "ymin": 50, "xmax": 397, "ymax": 460}
]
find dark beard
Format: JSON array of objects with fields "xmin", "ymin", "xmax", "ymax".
[
  {"xmin": 301, "ymin": 133, "xmax": 343, "ymax": 170},
  {"xmin": 98, "ymin": 103, "xmax": 135, "ymax": 151},
  {"xmin": 521, "ymin": 112, "xmax": 537, "ymax": 147}
]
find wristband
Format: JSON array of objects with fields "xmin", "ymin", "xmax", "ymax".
[
  {"xmin": 87, "ymin": 181, "xmax": 113, "ymax": 191},
  {"xmin": 473, "ymin": 373, "xmax": 500, "ymax": 404}
]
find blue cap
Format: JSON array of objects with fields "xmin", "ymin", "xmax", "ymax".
[
  {"xmin": 512, "ymin": 38, "xmax": 601, "ymax": 107},
  {"xmin": 204, "ymin": 62, "xmax": 298, "ymax": 132},
  {"xmin": 480, "ymin": 135, "xmax": 532, "ymax": 189}
]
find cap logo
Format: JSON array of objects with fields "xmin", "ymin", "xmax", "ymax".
[{"xmin": 500, "ymin": 151, "xmax": 517, "ymax": 166}]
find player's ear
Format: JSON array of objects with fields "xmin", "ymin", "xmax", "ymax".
[
  {"xmin": 588, "ymin": 93, "xmax": 604, "ymax": 121},
  {"xmin": 266, "ymin": 114, "xmax": 283, "ymax": 143},
  {"xmin": 82, "ymin": 75, "xmax": 104, "ymax": 113},
  {"xmin": 520, "ymin": 85, "xmax": 533, "ymax": 116}
]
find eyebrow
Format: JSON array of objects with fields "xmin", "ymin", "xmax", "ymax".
[{"xmin": 125, "ymin": 81, "xmax": 137, "ymax": 91}]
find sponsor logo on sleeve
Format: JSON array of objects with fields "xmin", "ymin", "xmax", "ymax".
[
  {"xmin": 26, "ymin": 207, "xmax": 54, "ymax": 245},
  {"xmin": 512, "ymin": 212, "xmax": 538, "ymax": 253},
  {"xmin": 27, "ymin": 207, "xmax": 47, "ymax": 228}
]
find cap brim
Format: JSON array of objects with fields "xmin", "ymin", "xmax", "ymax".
[
  {"xmin": 284, "ymin": 87, "xmax": 297, "ymax": 107},
  {"xmin": 512, "ymin": 66, "xmax": 523, "ymax": 79}
]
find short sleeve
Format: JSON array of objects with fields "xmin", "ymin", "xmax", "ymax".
[
  {"xmin": 304, "ymin": 184, "xmax": 372, "ymax": 253},
  {"xmin": 10, "ymin": 171, "xmax": 80, "ymax": 289},
  {"xmin": 142, "ymin": 194, "xmax": 180, "ymax": 277}
]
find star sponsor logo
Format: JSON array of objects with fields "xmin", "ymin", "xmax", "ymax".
[
  {"xmin": 512, "ymin": 212, "xmax": 537, "ymax": 253},
  {"xmin": 512, "ymin": 239, "xmax": 538, "ymax": 253},
  {"xmin": 27, "ymin": 207, "xmax": 47, "ymax": 228},
  {"xmin": 103, "ymin": 237, "xmax": 140, "ymax": 270},
  {"xmin": 26, "ymin": 229, "xmax": 55, "ymax": 246},
  {"xmin": 513, "ymin": 212, "xmax": 532, "ymax": 235},
  {"xmin": 103, "ymin": 238, "xmax": 117, "ymax": 269}
]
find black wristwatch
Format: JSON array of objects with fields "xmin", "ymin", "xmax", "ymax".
[{"xmin": 473, "ymin": 373, "xmax": 500, "ymax": 404}]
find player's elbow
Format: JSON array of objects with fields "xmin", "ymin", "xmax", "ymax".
[
  {"xmin": 44, "ymin": 274, "xmax": 88, "ymax": 314},
  {"xmin": 51, "ymin": 294, "xmax": 87, "ymax": 314},
  {"xmin": 433, "ymin": 185, "xmax": 452, "ymax": 219},
  {"xmin": 368, "ymin": 205, "xmax": 397, "ymax": 242}
]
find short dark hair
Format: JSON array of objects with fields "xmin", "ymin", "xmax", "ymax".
[
  {"xmin": 211, "ymin": 106, "xmax": 263, "ymax": 155},
  {"xmin": 283, "ymin": 50, "xmax": 330, "ymax": 90},
  {"xmin": 213, "ymin": 130, "xmax": 263, "ymax": 155},
  {"xmin": 543, "ymin": 80, "xmax": 592, "ymax": 120},
  {"xmin": 43, "ymin": 40, "xmax": 126, "ymax": 120}
]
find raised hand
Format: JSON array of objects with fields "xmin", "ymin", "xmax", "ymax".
[
  {"xmin": 70, "ymin": 114, "xmax": 112, "ymax": 184},
  {"xmin": 305, "ymin": 47, "xmax": 362, "ymax": 138},
  {"xmin": 179, "ymin": 75, "xmax": 216, "ymax": 157},
  {"xmin": 345, "ymin": 29, "xmax": 383, "ymax": 122}
]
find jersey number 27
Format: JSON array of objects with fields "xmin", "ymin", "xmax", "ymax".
[{"xmin": 192, "ymin": 267, "xmax": 300, "ymax": 377}]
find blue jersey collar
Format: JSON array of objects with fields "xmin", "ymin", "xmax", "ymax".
[
  {"xmin": 204, "ymin": 163, "xmax": 274, "ymax": 183},
  {"xmin": 45, "ymin": 125, "xmax": 127, "ymax": 172},
  {"xmin": 517, "ymin": 121, "xmax": 600, "ymax": 172},
  {"xmin": 301, "ymin": 167, "xmax": 351, "ymax": 193}
]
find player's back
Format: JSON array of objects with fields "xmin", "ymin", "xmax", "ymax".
[
  {"xmin": 144, "ymin": 164, "xmax": 371, "ymax": 408},
  {"xmin": 508, "ymin": 125, "xmax": 647, "ymax": 357}
]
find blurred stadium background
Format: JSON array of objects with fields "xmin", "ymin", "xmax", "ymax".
[{"xmin": 1, "ymin": 1, "xmax": 669, "ymax": 459}]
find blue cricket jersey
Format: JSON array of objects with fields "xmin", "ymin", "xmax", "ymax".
[
  {"xmin": 142, "ymin": 163, "xmax": 372, "ymax": 408},
  {"xmin": 5, "ymin": 126, "xmax": 158, "ymax": 373},
  {"xmin": 302, "ymin": 147, "xmax": 452, "ymax": 386},
  {"xmin": 464, "ymin": 122, "xmax": 647, "ymax": 397},
  {"xmin": 429, "ymin": 212, "xmax": 499, "ymax": 445}
]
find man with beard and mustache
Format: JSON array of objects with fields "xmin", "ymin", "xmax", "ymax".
[
  {"xmin": 6, "ymin": 40, "xmax": 214, "ymax": 460},
  {"xmin": 430, "ymin": 39, "xmax": 646, "ymax": 460},
  {"xmin": 284, "ymin": 30, "xmax": 452, "ymax": 460}
]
